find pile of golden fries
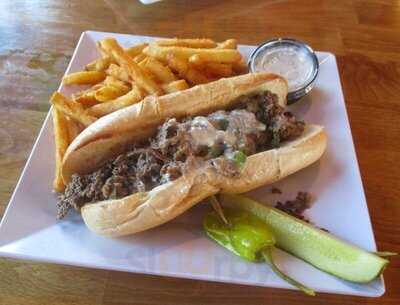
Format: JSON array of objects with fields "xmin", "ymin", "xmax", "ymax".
[{"xmin": 50, "ymin": 37, "xmax": 248, "ymax": 192}]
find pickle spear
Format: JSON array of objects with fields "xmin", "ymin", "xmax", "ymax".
[{"xmin": 219, "ymin": 194, "xmax": 389, "ymax": 283}]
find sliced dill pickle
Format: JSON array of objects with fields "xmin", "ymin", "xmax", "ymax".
[{"xmin": 219, "ymin": 194, "xmax": 389, "ymax": 283}]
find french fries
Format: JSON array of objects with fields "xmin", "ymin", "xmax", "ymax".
[
  {"xmin": 188, "ymin": 54, "xmax": 204, "ymax": 66},
  {"xmin": 66, "ymin": 116, "xmax": 82, "ymax": 142},
  {"xmin": 88, "ymin": 85, "xmax": 144, "ymax": 117},
  {"xmin": 72, "ymin": 84, "xmax": 102, "ymax": 107},
  {"xmin": 210, "ymin": 63, "xmax": 233, "ymax": 75},
  {"xmin": 165, "ymin": 54, "xmax": 187, "ymax": 76},
  {"xmin": 185, "ymin": 69, "xmax": 210, "ymax": 85},
  {"xmin": 162, "ymin": 79, "xmax": 189, "ymax": 93},
  {"xmin": 94, "ymin": 85, "xmax": 129, "ymax": 102},
  {"xmin": 166, "ymin": 54, "xmax": 209, "ymax": 85},
  {"xmin": 232, "ymin": 59, "xmax": 249, "ymax": 75},
  {"xmin": 133, "ymin": 53, "xmax": 147, "ymax": 63},
  {"xmin": 106, "ymin": 64, "xmax": 131, "ymax": 83},
  {"xmin": 137, "ymin": 60, "xmax": 158, "ymax": 83},
  {"xmin": 217, "ymin": 39, "xmax": 237, "ymax": 49},
  {"xmin": 140, "ymin": 57, "xmax": 177, "ymax": 84},
  {"xmin": 155, "ymin": 38, "xmax": 217, "ymax": 48},
  {"xmin": 125, "ymin": 43, "xmax": 148, "ymax": 58},
  {"xmin": 188, "ymin": 55, "xmax": 235, "ymax": 77},
  {"xmin": 96, "ymin": 42, "xmax": 148, "ymax": 63},
  {"xmin": 52, "ymin": 108, "xmax": 69, "ymax": 192},
  {"xmin": 103, "ymin": 76, "xmax": 131, "ymax": 91},
  {"xmin": 85, "ymin": 57, "xmax": 111, "ymax": 72},
  {"xmin": 144, "ymin": 44, "xmax": 242, "ymax": 63},
  {"xmin": 190, "ymin": 51, "xmax": 241, "ymax": 64},
  {"xmin": 97, "ymin": 41, "xmax": 111, "ymax": 59},
  {"xmin": 73, "ymin": 92, "xmax": 97, "ymax": 107},
  {"xmin": 50, "ymin": 92, "xmax": 97, "ymax": 126},
  {"xmin": 203, "ymin": 62, "xmax": 233, "ymax": 78},
  {"xmin": 99, "ymin": 38, "xmax": 162, "ymax": 95},
  {"xmin": 52, "ymin": 36, "xmax": 245, "ymax": 192},
  {"xmin": 62, "ymin": 71, "xmax": 106, "ymax": 85}
]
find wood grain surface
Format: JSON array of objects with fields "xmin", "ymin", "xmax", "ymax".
[{"xmin": 0, "ymin": 0, "xmax": 399, "ymax": 304}]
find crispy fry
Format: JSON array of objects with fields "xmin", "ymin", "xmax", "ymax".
[
  {"xmin": 73, "ymin": 92, "xmax": 97, "ymax": 107},
  {"xmin": 188, "ymin": 54, "xmax": 203, "ymax": 66},
  {"xmin": 216, "ymin": 39, "xmax": 238, "ymax": 49},
  {"xmin": 144, "ymin": 44, "xmax": 241, "ymax": 63},
  {"xmin": 97, "ymin": 41, "xmax": 111, "ymax": 59},
  {"xmin": 185, "ymin": 69, "xmax": 210, "ymax": 85},
  {"xmin": 97, "ymin": 42, "xmax": 147, "ymax": 61},
  {"xmin": 141, "ymin": 57, "xmax": 177, "ymax": 84},
  {"xmin": 155, "ymin": 38, "xmax": 217, "ymax": 48},
  {"xmin": 188, "ymin": 55, "xmax": 233, "ymax": 78},
  {"xmin": 50, "ymin": 92, "xmax": 97, "ymax": 126},
  {"xmin": 137, "ymin": 61, "xmax": 158, "ymax": 83},
  {"xmin": 203, "ymin": 62, "xmax": 233, "ymax": 77},
  {"xmin": 99, "ymin": 38, "xmax": 162, "ymax": 95},
  {"xmin": 73, "ymin": 77, "xmax": 130, "ymax": 104},
  {"xmin": 72, "ymin": 84, "xmax": 103, "ymax": 107},
  {"xmin": 166, "ymin": 54, "xmax": 188, "ymax": 75},
  {"xmin": 125, "ymin": 43, "xmax": 148, "ymax": 58},
  {"xmin": 62, "ymin": 71, "xmax": 106, "ymax": 85},
  {"xmin": 88, "ymin": 85, "xmax": 145, "ymax": 117},
  {"xmin": 136, "ymin": 60, "xmax": 159, "ymax": 84},
  {"xmin": 103, "ymin": 76, "xmax": 131, "ymax": 92},
  {"xmin": 94, "ymin": 84, "xmax": 130, "ymax": 102},
  {"xmin": 52, "ymin": 108, "xmax": 69, "ymax": 192},
  {"xmin": 65, "ymin": 116, "xmax": 82, "ymax": 142},
  {"xmin": 133, "ymin": 53, "xmax": 147, "ymax": 63},
  {"xmin": 166, "ymin": 54, "xmax": 209, "ymax": 85},
  {"xmin": 161, "ymin": 79, "xmax": 189, "ymax": 93},
  {"xmin": 232, "ymin": 59, "xmax": 249, "ymax": 74},
  {"xmin": 190, "ymin": 51, "xmax": 241, "ymax": 64},
  {"xmin": 106, "ymin": 64, "xmax": 131, "ymax": 83},
  {"xmin": 85, "ymin": 56, "xmax": 111, "ymax": 71}
]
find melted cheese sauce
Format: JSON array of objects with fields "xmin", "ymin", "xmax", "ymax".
[{"xmin": 188, "ymin": 111, "xmax": 266, "ymax": 149}]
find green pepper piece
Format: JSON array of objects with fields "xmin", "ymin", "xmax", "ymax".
[
  {"xmin": 204, "ymin": 210, "xmax": 237, "ymax": 255},
  {"xmin": 229, "ymin": 210, "xmax": 275, "ymax": 261},
  {"xmin": 204, "ymin": 209, "xmax": 315, "ymax": 295},
  {"xmin": 261, "ymin": 247, "xmax": 316, "ymax": 296},
  {"xmin": 271, "ymin": 130, "xmax": 280, "ymax": 148},
  {"xmin": 230, "ymin": 150, "xmax": 247, "ymax": 168}
]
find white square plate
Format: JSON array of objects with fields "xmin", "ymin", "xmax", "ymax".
[{"xmin": 0, "ymin": 31, "xmax": 384, "ymax": 297}]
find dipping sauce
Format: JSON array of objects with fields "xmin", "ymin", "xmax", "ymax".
[{"xmin": 248, "ymin": 38, "xmax": 319, "ymax": 103}]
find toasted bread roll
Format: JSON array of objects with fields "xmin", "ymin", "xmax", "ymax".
[{"xmin": 61, "ymin": 73, "xmax": 327, "ymax": 236}]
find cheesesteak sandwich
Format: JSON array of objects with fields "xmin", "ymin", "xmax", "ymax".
[{"xmin": 58, "ymin": 73, "xmax": 327, "ymax": 237}]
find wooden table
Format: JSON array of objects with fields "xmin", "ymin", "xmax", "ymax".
[{"xmin": 1, "ymin": 0, "xmax": 399, "ymax": 304}]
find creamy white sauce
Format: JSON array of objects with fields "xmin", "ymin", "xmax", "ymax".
[
  {"xmin": 229, "ymin": 110, "xmax": 266, "ymax": 133},
  {"xmin": 189, "ymin": 111, "xmax": 267, "ymax": 149},
  {"xmin": 253, "ymin": 45, "xmax": 314, "ymax": 91},
  {"xmin": 189, "ymin": 117, "xmax": 218, "ymax": 147}
]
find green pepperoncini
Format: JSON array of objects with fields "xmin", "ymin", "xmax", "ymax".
[{"xmin": 204, "ymin": 208, "xmax": 315, "ymax": 296}]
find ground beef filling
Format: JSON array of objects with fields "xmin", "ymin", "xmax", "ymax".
[
  {"xmin": 275, "ymin": 192, "xmax": 312, "ymax": 220},
  {"xmin": 57, "ymin": 91, "xmax": 305, "ymax": 218}
]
